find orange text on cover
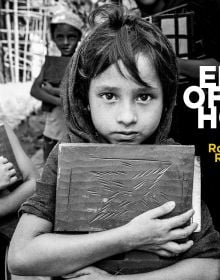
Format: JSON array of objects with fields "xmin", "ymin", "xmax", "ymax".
[{"xmin": 208, "ymin": 144, "xmax": 220, "ymax": 162}]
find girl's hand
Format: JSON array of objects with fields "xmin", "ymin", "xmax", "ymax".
[
  {"xmin": 42, "ymin": 82, "xmax": 60, "ymax": 97},
  {"xmin": 63, "ymin": 266, "xmax": 113, "ymax": 280},
  {"xmin": 139, "ymin": 239, "xmax": 194, "ymax": 257},
  {"xmin": 0, "ymin": 156, "xmax": 17, "ymax": 190},
  {"xmin": 123, "ymin": 201, "xmax": 197, "ymax": 254}
]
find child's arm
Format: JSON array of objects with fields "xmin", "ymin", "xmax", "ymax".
[
  {"xmin": 66, "ymin": 260, "xmax": 220, "ymax": 280},
  {"xmin": 0, "ymin": 123, "xmax": 38, "ymax": 217},
  {"xmin": 30, "ymin": 65, "xmax": 61, "ymax": 106},
  {"xmin": 8, "ymin": 202, "xmax": 196, "ymax": 277},
  {"xmin": 43, "ymin": 81, "xmax": 61, "ymax": 97}
]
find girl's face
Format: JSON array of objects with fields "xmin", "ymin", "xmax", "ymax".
[
  {"xmin": 53, "ymin": 24, "xmax": 81, "ymax": 57},
  {"xmin": 88, "ymin": 53, "xmax": 163, "ymax": 144}
]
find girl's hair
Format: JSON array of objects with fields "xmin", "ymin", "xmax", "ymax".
[{"xmin": 75, "ymin": 4, "xmax": 178, "ymax": 111}]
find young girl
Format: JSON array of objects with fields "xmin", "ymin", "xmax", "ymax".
[
  {"xmin": 30, "ymin": 10, "xmax": 83, "ymax": 161},
  {"xmin": 8, "ymin": 4, "xmax": 220, "ymax": 279}
]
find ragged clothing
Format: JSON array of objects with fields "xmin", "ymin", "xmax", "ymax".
[{"xmin": 20, "ymin": 23, "xmax": 220, "ymax": 273}]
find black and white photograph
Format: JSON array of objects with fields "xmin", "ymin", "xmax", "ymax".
[{"xmin": 0, "ymin": 0, "xmax": 220, "ymax": 279}]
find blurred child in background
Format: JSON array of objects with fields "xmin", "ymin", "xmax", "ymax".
[
  {"xmin": 0, "ymin": 122, "xmax": 38, "ymax": 280},
  {"xmin": 30, "ymin": 10, "xmax": 83, "ymax": 162}
]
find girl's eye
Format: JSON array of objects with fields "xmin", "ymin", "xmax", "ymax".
[
  {"xmin": 101, "ymin": 92, "xmax": 117, "ymax": 101},
  {"xmin": 137, "ymin": 94, "xmax": 152, "ymax": 103}
]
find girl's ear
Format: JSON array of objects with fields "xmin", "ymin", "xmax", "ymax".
[{"xmin": 87, "ymin": 104, "xmax": 91, "ymax": 111}]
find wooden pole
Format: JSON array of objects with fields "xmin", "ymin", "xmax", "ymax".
[
  {"xmin": 42, "ymin": 8, "xmax": 47, "ymax": 45},
  {"xmin": 14, "ymin": 0, "xmax": 19, "ymax": 82},
  {"xmin": 5, "ymin": 0, "xmax": 14, "ymax": 82},
  {"xmin": 23, "ymin": 0, "xmax": 30, "ymax": 82},
  {"xmin": 0, "ymin": 0, "xmax": 5, "ymax": 82}
]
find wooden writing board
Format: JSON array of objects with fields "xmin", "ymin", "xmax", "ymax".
[
  {"xmin": 42, "ymin": 56, "xmax": 70, "ymax": 112},
  {"xmin": 55, "ymin": 144, "xmax": 195, "ymax": 231},
  {"xmin": 55, "ymin": 144, "xmax": 197, "ymax": 274},
  {"xmin": 0, "ymin": 124, "xmax": 23, "ymax": 186},
  {"xmin": 43, "ymin": 55, "xmax": 70, "ymax": 87}
]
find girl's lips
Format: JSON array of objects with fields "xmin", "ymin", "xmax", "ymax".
[{"xmin": 112, "ymin": 132, "xmax": 138, "ymax": 141}]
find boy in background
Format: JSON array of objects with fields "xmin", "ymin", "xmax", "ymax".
[{"xmin": 31, "ymin": 10, "xmax": 83, "ymax": 162}]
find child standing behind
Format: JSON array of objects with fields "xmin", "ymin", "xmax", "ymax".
[
  {"xmin": 31, "ymin": 10, "xmax": 83, "ymax": 162},
  {"xmin": 0, "ymin": 122, "xmax": 38, "ymax": 280},
  {"xmin": 9, "ymin": 4, "xmax": 220, "ymax": 280}
]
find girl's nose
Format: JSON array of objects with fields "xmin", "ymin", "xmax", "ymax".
[{"xmin": 116, "ymin": 103, "xmax": 137, "ymax": 126}]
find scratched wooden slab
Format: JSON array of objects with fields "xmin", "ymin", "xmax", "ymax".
[
  {"xmin": 0, "ymin": 124, "xmax": 23, "ymax": 186},
  {"xmin": 55, "ymin": 144, "xmax": 195, "ymax": 274},
  {"xmin": 43, "ymin": 55, "xmax": 70, "ymax": 86},
  {"xmin": 42, "ymin": 56, "xmax": 70, "ymax": 111},
  {"xmin": 55, "ymin": 144, "xmax": 195, "ymax": 232}
]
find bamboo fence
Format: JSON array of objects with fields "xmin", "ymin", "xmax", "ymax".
[
  {"xmin": 0, "ymin": 0, "xmax": 54, "ymax": 83},
  {"xmin": 0, "ymin": 0, "xmax": 111, "ymax": 83}
]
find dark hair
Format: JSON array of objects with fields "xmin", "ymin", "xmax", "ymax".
[{"xmin": 75, "ymin": 4, "xmax": 177, "ymax": 113}]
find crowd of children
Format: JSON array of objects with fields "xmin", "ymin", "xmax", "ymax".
[{"xmin": 0, "ymin": 1, "xmax": 220, "ymax": 279}]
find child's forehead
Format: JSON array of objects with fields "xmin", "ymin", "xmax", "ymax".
[
  {"xmin": 53, "ymin": 23, "xmax": 79, "ymax": 34},
  {"xmin": 102, "ymin": 53, "xmax": 157, "ymax": 80},
  {"xmin": 92, "ymin": 53, "xmax": 161, "ymax": 89}
]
